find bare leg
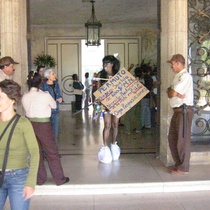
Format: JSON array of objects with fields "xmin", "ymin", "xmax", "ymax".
[
  {"xmin": 103, "ymin": 113, "xmax": 111, "ymax": 146},
  {"xmin": 111, "ymin": 115, "xmax": 119, "ymax": 143}
]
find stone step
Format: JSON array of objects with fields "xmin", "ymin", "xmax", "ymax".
[{"xmin": 34, "ymin": 181, "xmax": 210, "ymax": 195}]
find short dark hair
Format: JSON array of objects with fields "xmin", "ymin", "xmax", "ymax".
[
  {"xmin": 85, "ymin": 72, "xmax": 89, "ymax": 78},
  {"xmin": 167, "ymin": 54, "xmax": 185, "ymax": 66},
  {"xmin": 0, "ymin": 79, "xmax": 22, "ymax": 105},
  {"xmin": 141, "ymin": 64, "xmax": 152, "ymax": 74},
  {"xmin": 27, "ymin": 71, "xmax": 42, "ymax": 89},
  {"xmin": 72, "ymin": 74, "xmax": 78, "ymax": 80},
  {"xmin": 36, "ymin": 65, "xmax": 45, "ymax": 73},
  {"xmin": 134, "ymin": 67, "xmax": 143, "ymax": 78}
]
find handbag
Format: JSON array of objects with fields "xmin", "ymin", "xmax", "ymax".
[
  {"xmin": 0, "ymin": 114, "xmax": 21, "ymax": 188},
  {"xmin": 73, "ymin": 89, "xmax": 83, "ymax": 95}
]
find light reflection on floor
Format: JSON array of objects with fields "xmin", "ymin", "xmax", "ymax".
[{"xmin": 58, "ymin": 107, "xmax": 157, "ymax": 155}]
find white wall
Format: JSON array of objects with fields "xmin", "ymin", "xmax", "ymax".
[{"xmin": 30, "ymin": 24, "xmax": 158, "ymax": 70}]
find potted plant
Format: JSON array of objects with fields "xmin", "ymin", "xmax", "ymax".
[{"xmin": 33, "ymin": 54, "xmax": 56, "ymax": 67}]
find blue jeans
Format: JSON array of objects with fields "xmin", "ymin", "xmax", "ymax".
[
  {"xmin": 141, "ymin": 98, "xmax": 151, "ymax": 128},
  {"xmin": 0, "ymin": 168, "xmax": 30, "ymax": 210},
  {"xmin": 85, "ymin": 89, "xmax": 90, "ymax": 108},
  {"xmin": 51, "ymin": 111, "xmax": 59, "ymax": 146}
]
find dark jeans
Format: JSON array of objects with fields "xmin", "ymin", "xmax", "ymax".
[
  {"xmin": 168, "ymin": 107, "xmax": 194, "ymax": 172},
  {"xmin": 75, "ymin": 95, "xmax": 83, "ymax": 111}
]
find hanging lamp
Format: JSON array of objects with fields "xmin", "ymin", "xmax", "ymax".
[{"xmin": 85, "ymin": 0, "xmax": 102, "ymax": 46}]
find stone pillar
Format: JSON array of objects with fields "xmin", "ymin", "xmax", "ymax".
[
  {"xmin": 0, "ymin": 0, "xmax": 28, "ymax": 93},
  {"xmin": 160, "ymin": 0, "xmax": 188, "ymax": 165}
]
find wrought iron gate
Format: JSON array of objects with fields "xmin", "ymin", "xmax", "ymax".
[{"xmin": 188, "ymin": 0, "xmax": 210, "ymax": 145}]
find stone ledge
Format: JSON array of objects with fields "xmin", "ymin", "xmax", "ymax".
[{"xmin": 34, "ymin": 181, "xmax": 210, "ymax": 195}]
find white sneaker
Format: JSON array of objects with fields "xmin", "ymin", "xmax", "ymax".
[
  {"xmin": 110, "ymin": 142, "xmax": 121, "ymax": 160},
  {"xmin": 98, "ymin": 145, "xmax": 112, "ymax": 163}
]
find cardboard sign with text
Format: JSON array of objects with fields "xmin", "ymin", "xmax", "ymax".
[{"xmin": 94, "ymin": 68, "xmax": 149, "ymax": 118}]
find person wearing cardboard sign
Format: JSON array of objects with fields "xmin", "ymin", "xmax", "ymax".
[{"xmin": 97, "ymin": 55, "xmax": 121, "ymax": 163}]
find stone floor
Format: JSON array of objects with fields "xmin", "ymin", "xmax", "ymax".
[{"xmin": 58, "ymin": 109, "xmax": 158, "ymax": 155}]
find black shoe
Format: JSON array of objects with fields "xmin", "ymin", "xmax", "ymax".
[
  {"xmin": 56, "ymin": 177, "xmax": 70, "ymax": 186},
  {"xmin": 141, "ymin": 126, "xmax": 151, "ymax": 130},
  {"xmin": 64, "ymin": 177, "xmax": 70, "ymax": 184}
]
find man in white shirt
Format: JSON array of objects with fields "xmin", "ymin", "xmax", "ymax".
[
  {"xmin": 0, "ymin": 56, "xmax": 19, "ymax": 81},
  {"xmin": 166, "ymin": 54, "xmax": 194, "ymax": 175}
]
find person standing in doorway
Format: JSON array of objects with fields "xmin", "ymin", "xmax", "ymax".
[
  {"xmin": 141, "ymin": 64, "xmax": 153, "ymax": 130},
  {"xmin": 124, "ymin": 67, "xmax": 143, "ymax": 134},
  {"xmin": 91, "ymin": 72, "xmax": 98, "ymax": 105},
  {"xmin": 84, "ymin": 72, "xmax": 91, "ymax": 109},
  {"xmin": 41, "ymin": 68, "xmax": 62, "ymax": 146},
  {"xmin": 166, "ymin": 54, "xmax": 194, "ymax": 175},
  {"xmin": 72, "ymin": 74, "xmax": 84, "ymax": 111},
  {"xmin": 97, "ymin": 55, "xmax": 121, "ymax": 163},
  {"xmin": 22, "ymin": 71, "xmax": 69, "ymax": 185},
  {"xmin": 0, "ymin": 56, "xmax": 19, "ymax": 82},
  {"xmin": 36, "ymin": 65, "xmax": 45, "ymax": 80}
]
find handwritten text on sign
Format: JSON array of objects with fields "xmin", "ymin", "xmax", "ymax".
[{"xmin": 94, "ymin": 68, "xmax": 149, "ymax": 118}]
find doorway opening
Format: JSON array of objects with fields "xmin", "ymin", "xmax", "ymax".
[{"xmin": 81, "ymin": 39, "xmax": 105, "ymax": 84}]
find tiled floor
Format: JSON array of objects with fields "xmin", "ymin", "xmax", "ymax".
[
  {"xmin": 58, "ymin": 109, "xmax": 157, "ymax": 155},
  {"xmin": 4, "ymin": 109, "xmax": 210, "ymax": 210}
]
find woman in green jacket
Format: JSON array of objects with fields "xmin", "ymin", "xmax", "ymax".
[{"xmin": 0, "ymin": 79, "xmax": 39, "ymax": 210}]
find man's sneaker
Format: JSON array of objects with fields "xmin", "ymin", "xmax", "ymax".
[
  {"xmin": 110, "ymin": 142, "xmax": 121, "ymax": 161},
  {"xmin": 98, "ymin": 145, "xmax": 112, "ymax": 163}
]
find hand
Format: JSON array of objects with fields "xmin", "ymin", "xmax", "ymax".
[
  {"xmin": 128, "ymin": 64, "xmax": 134, "ymax": 71},
  {"xmin": 23, "ymin": 186, "xmax": 35, "ymax": 200},
  {"xmin": 57, "ymin": 98, "xmax": 63, "ymax": 103},
  {"xmin": 129, "ymin": 64, "xmax": 134, "ymax": 68},
  {"xmin": 177, "ymin": 93, "xmax": 185, "ymax": 99}
]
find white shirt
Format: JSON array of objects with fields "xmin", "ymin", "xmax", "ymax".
[
  {"xmin": 22, "ymin": 87, "xmax": 56, "ymax": 118},
  {"xmin": 85, "ymin": 78, "xmax": 90, "ymax": 90},
  {"xmin": 152, "ymin": 75, "xmax": 157, "ymax": 94},
  {"xmin": 169, "ymin": 69, "xmax": 194, "ymax": 108}
]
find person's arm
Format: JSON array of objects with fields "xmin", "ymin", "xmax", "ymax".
[
  {"xmin": 80, "ymin": 82, "xmax": 84, "ymax": 90},
  {"xmin": 167, "ymin": 87, "xmax": 185, "ymax": 98},
  {"xmin": 46, "ymin": 92, "xmax": 57, "ymax": 109},
  {"xmin": 128, "ymin": 64, "xmax": 134, "ymax": 72},
  {"xmin": 55, "ymin": 82, "xmax": 63, "ymax": 103}
]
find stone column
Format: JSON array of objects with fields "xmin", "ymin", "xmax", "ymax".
[
  {"xmin": 160, "ymin": 0, "xmax": 188, "ymax": 165},
  {"xmin": 0, "ymin": 0, "xmax": 28, "ymax": 93}
]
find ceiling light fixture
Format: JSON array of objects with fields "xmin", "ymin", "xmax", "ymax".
[{"xmin": 85, "ymin": 0, "xmax": 102, "ymax": 46}]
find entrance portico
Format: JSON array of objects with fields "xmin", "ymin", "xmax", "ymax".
[{"xmin": 0, "ymin": 0, "xmax": 207, "ymax": 166}]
